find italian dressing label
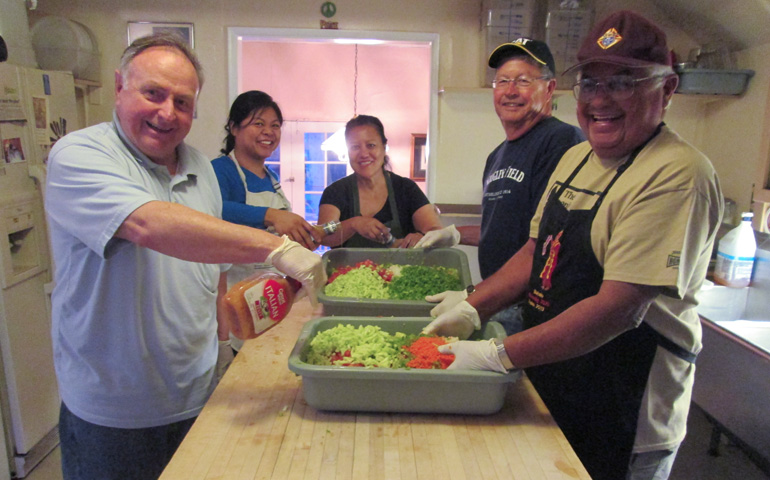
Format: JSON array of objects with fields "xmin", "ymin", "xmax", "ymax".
[{"xmin": 243, "ymin": 278, "xmax": 291, "ymax": 335}]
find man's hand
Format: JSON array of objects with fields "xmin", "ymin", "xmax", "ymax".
[
  {"xmin": 425, "ymin": 289, "xmax": 468, "ymax": 317},
  {"xmin": 216, "ymin": 340, "xmax": 235, "ymax": 381},
  {"xmin": 438, "ymin": 339, "xmax": 508, "ymax": 373},
  {"xmin": 266, "ymin": 235, "xmax": 326, "ymax": 304},
  {"xmin": 397, "ymin": 232, "xmax": 424, "ymax": 248},
  {"xmin": 414, "ymin": 225, "xmax": 461, "ymax": 248},
  {"xmin": 421, "ymin": 300, "xmax": 480, "ymax": 339}
]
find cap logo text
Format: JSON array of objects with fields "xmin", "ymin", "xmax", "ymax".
[{"xmin": 597, "ymin": 28, "xmax": 622, "ymax": 49}]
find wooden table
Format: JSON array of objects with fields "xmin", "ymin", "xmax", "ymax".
[{"xmin": 161, "ymin": 299, "xmax": 590, "ymax": 480}]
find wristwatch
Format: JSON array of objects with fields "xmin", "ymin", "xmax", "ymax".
[
  {"xmin": 494, "ymin": 339, "xmax": 515, "ymax": 370},
  {"xmin": 465, "ymin": 284, "xmax": 475, "ymax": 295}
]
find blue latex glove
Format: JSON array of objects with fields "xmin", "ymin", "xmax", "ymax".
[
  {"xmin": 438, "ymin": 339, "xmax": 508, "ymax": 373},
  {"xmin": 421, "ymin": 300, "xmax": 480, "ymax": 339}
]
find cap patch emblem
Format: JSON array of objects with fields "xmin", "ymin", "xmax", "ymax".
[{"xmin": 597, "ymin": 28, "xmax": 622, "ymax": 50}]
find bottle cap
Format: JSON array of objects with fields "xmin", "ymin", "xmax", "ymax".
[{"xmin": 381, "ymin": 230, "xmax": 395, "ymax": 246}]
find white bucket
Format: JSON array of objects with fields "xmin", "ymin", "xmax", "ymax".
[{"xmin": 30, "ymin": 16, "xmax": 100, "ymax": 82}]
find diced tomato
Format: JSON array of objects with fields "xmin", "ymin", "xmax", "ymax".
[
  {"xmin": 355, "ymin": 260, "xmax": 377, "ymax": 270},
  {"xmin": 438, "ymin": 354, "xmax": 454, "ymax": 369},
  {"xmin": 377, "ymin": 269, "xmax": 393, "ymax": 282},
  {"xmin": 329, "ymin": 349, "xmax": 355, "ymax": 365},
  {"xmin": 327, "ymin": 260, "xmax": 398, "ymax": 285},
  {"xmin": 327, "ymin": 265, "xmax": 354, "ymax": 284}
]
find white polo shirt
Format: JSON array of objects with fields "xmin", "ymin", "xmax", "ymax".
[{"xmin": 46, "ymin": 114, "xmax": 224, "ymax": 428}]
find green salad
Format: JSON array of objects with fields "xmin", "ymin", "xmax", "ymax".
[
  {"xmin": 305, "ymin": 324, "xmax": 417, "ymax": 368},
  {"xmin": 324, "ymin": 260, "xmax": 462, "ymax": 300}
]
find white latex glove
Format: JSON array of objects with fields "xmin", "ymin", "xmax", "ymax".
[
  {"xmin": 438, "ymin": 339, "xmax": 508, "ymax": 373},
  {"xmin": 425, "ymin": 289, "xmax": 468, "ymax": 317},
  {"xmin": 414, "ymin": 224, "xmax": 461, "ymax": 248},
  {"xmin": 421, "ymin": 300, "xmax": 480, "ymax": 339},
  {"xmin": 216, "ymin": 340, "xmax": 235, "ymax": 382},
  {"xmin": 266, "ymin": 235, "xmax": 327, "ymax": 305}
]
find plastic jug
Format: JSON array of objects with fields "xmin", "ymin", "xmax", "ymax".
[{"xmin": 714, "ymin": 212, "xmax": 757, "ymax": 288}]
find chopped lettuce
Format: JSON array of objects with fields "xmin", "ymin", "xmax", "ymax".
[
  {"xmin": 305, "ymin": 324, "xmax": 418, "ymax": 368},
  {"xmin": 324, "ymin": 262, "xmax": 462, "ymax": 300},
  {"xmin": 324, "ymin": 267, "xmax": 390, "ymax": 299}
]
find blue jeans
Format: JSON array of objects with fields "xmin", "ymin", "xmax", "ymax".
[
  {"xmin": 488, "ymin": 302, "xmax": 524, "ymax": 336},
  {"xmin": 59, "ymin": 402, "xmax": 196, "ymax": 480},
  {"xmin": 626, "ymin": 447, "xmax": 679, "ymax": 480}
]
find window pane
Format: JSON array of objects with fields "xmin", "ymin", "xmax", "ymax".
[
  {"xmin": 266, "ymin": 144, "xmax": 280, "ymax": 162},
  {"xmin": 305, "ymin": 193, "xmax": 322, "ymax": 223},
  {"xmin": 304, "ymin": 133, "xmax": 325, "ymax": 162},
  {"xmin": 305, "ymin": 163, "xmax": 325, "ymax": 191},
  {"xmin": 266, "ymin": 162, "xmax": 280, "ymax": 178},
  {"xmin": 328, "ymin": 163, "xmax": 347, "ymax": 184}
]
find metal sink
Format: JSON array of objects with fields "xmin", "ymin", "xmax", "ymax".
[{"xmin": 714, "ymin": 320, "xmax": 770, "ymax": 354}]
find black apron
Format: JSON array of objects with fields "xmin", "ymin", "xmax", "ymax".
[
  {"xmin": 522, "ymin": 126, "xmax": 694, "ymax": 480},
  {"xmin": 344, "ymin": 171, "xmax": 404, "ymax": 248}
]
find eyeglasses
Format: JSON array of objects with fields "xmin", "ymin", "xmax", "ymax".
[
  {"xmin": 572, "ymin": 74, "xmax": 668, "ymax": 102},
  {"xmin": 492, "ymin": 75, "xmax": 549, "ymax": 90}
]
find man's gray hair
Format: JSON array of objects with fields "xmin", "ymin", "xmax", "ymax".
[{"xmin": 119, "ymin": 33, "xmax": 204, "ymax": 87}]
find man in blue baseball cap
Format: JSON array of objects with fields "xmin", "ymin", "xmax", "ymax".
[{"xmin": 419, "ymin": 38, "xmax": 583, "ymax": 337}]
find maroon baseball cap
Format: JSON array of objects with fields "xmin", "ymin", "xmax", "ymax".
[{"xmin": 564, "ymin": 10, "xmax": 672, "ymax": 73}]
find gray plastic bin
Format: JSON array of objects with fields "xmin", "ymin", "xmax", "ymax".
[
  {"xmin": 318, "ymin": 248, "xmax": 472, "ymax": 316},
  {"xmin": 675, "ymin": 68, "xmax": 754, "ymax": 95},
  {"xmin": 288, "ymin": 317, "xmax": 521, "ymax": 415}
]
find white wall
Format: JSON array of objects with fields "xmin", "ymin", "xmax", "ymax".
[
  {"xmin": 698, "ymin": 44, "xmax": 770, "ymax": 216},
  {"xmin": 24, "ymin": 0, "xmax": 770, "ymax": 212},
  {"xmin": 27, "ymin": 0, "xmax": 483, "ymax": 161}
]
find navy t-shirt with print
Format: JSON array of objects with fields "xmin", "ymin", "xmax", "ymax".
[{"xmin": 479, "ymin": 116, "xmax": 585, "ymax": 278}]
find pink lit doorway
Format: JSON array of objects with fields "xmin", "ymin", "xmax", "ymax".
[{"xmin": 227, "ymin": 28, "xmax": 439, "ymax": 223}]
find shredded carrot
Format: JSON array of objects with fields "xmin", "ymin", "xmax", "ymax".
[{"xmin": 404, "ymin": 336, "xmax": 454, "ymax": 369}]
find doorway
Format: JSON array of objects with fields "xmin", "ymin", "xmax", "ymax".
[
  {"xmin": 265, "ymin": 121, "xmax": 347, "ymax": 223},
  {"xmin": 227, "ymin": 27, "xmax": 440, "ymax": 223}
]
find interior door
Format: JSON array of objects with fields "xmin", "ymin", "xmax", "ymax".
[{"xmin": 270, "ymin": 121, "xmax": 348, "ymax": 223}]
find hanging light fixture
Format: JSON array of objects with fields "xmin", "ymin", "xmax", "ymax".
[{"xmin": 321, "ymin": 43, "xmax": 358, "ymax": 160}]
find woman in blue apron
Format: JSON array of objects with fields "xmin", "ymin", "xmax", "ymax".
[
  {"xmin": 317, "ymin": 115, "xmax": 443, "ymax": 248},
  {"xmin": 212, "ymin": 91, "xmax": 320, "ymax": 353}
]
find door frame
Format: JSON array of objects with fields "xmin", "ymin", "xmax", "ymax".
[{"xmin": 226, "ymin": 27, "xmax": 440, "ymax": 199}]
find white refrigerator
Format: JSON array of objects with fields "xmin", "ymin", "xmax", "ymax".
[{"xmin": 0, "ymin": 62, "xmax": 79, "ymax": 478}]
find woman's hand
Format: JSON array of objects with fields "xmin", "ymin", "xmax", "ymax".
[
  {"xmin": 352, "ymin": 216, "xmax": 391, "ymax": 244},
  {"xmin": 397, "ymin": 232, "xmax": 424, "ymax": 248},
  {"xmin": 265, "ymin": 209, "xmax": 321, "ymax": 250}
]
